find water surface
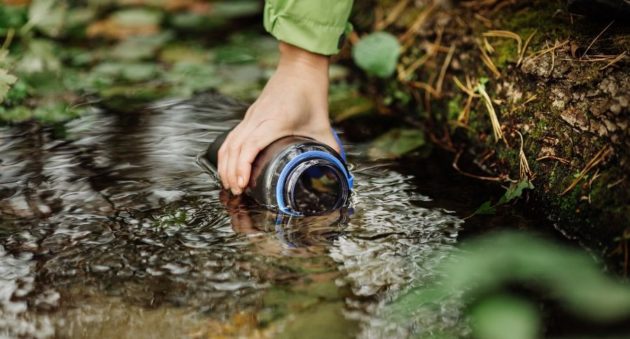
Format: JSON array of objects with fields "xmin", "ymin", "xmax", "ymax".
[{"xmin": 1, "ymin": 93, "xmax": 466, "ymax": 338}]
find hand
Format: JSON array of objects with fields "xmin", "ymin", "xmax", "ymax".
[{"xmin": 218, "ymin": 42, "xmax": 339, "ymax": 195}]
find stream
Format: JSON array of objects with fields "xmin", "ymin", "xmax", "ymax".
[{"xmin": 0, "ymin": 92, "xmax": 553, "ymax": 338}]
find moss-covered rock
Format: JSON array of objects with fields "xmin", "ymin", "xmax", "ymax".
[{"xmin": 348, "ymin": 0, "xmax": 630, "ymax": 266}]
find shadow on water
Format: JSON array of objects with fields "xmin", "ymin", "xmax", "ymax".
[{"xmin": 0, "ymin": 92, "xmax": 555, "ymax": 338}]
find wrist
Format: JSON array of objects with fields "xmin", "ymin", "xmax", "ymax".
[{"xmin": 278, "ymin": 42, "xmax": 329, "ymax": 76}]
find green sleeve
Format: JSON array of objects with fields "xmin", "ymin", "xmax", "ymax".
[{"xmin": 263, "ymin": 0, "xmax": 354, "ymax": 56}]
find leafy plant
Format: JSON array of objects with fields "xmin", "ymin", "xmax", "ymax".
[
  {"xmin": 386, "ymin": 232, "xmax": 630, "ymax": 338},
  {"xmin": 352, "ymin": 32, "xmax": 400, "ymax": 78},
  {"xmin": 474, "ymin": 179, "xmax": 534, "ymax": 215}
]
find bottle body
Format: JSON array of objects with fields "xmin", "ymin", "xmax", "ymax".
[{"xmin": 198, "ymin": 130, "xmax": 353, "ymax": 216}]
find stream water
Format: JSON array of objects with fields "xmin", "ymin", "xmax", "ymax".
[{"xmin": 0, "ymin": 93, "xmax": 543, "ymax": 338}]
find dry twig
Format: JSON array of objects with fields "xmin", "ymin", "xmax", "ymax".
[
  {"xmin": 517, "ymin": 131, "xmax": 533, "ymax": 180},
  {"xmin": 560, "ymin": 146, "xmax": 613, "ymax": 196},
  {"xmin": 517, "ymin": 30, "xmax": 537, "ymax": 67},
  {"xmin": 476, "ymin": 81, "xmax": 505, "ymax": 143},
  {"xmin": 453, "ymin": 150, "xmax": 511, "ymax": 182},
  {"xmin": 476, "ymin": 39, "xmax": 501, "ymax": 78},
  {"xmin": 407, "ymin": 81, "xmax": 440, "ymax": 96},
  {"xmin": 536, "ymin": 155, "xmax": 571, "ymax": 165},
  {"xmin": 398, "ymin": 26, "xmax": 444, "ymax": 80},
  {"xmin": 453, "ymin": 76, "xmax": 477, "ymax": 125},
  {"xmin": 483, "ymin": 30, "xmax": 522, "ymax": 55},
  {"xmin": 400, "ymin": 3, "xmax": 436, "ymax": 46},
  {"xmin": 582, "ymin": 20, "xmax": 614, "ymax": 58},
  {"xmin": 600, "ymin": 52, "xmax": 627, "ymax": 70},
  {"xmin": 376, "ymin": 0, "xmax": 411, "ymax": 30},
  {"xmin": 435, "ymin": 44, "xmax": 456, "ymax": 97}
]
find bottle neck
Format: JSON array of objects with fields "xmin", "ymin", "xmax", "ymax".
[{"xmin": 281, "ymin": 158, "xmax": 350, "ymax": 216}]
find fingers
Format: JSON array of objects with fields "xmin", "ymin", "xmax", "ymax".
[
  {"xmin": 217, "ymin": 133, "xmax": 232, "ymax": 190},
  {"xmin": 218, "ymin": 118, "xmax": 283, "ymax": 196},
  {"xmin": 235, "ymin": 140, "xmax": 262, "ymax": 192},
  {"xmin": 226, "ymin": 141, "xmax": 242, "ymax": 194}
]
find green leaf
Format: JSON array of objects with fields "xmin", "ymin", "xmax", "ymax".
[
  {"xmin": 26, "ymin": 0, "xmax": 67, "ymax": 37},
  {"xmin": 164, "ymin": 63, "xmax": 220, "ymax": 97},
  {"xmin": 473, "ymin": 180, "xmax": 534, "ymax": 216},
  {"xmin": 473, "ymin": 201, "xmax": 496, "ymax": 215},
  {"xmin": 109, "ymin": 33, "xmax": 172, "ymax": 61},
  {"xmin": 159, "ymin": 44, "xmax": 210, "ymax": 65},
  {"xmin": 471, "ymin": 295, "xmax": 540, "ymax": 339},
  {"xmin": 0, "ymin": 106, "xmax": 32, "ymax": 123},
  {"xmin": 368, "ymin": 128, "xmax": 425, "ymax": 159},
  {"xmin": 352, "ymin": 32, "xmax": 401, "ymax": 78},
  {"xmin": 110, "ymin": 8, "xmax": 163, "ymax": 28},
  {"xmin": 0, "ymin": 69, "xmax": 18, "ymax": 104},
  {"xmin": 385, "ymin": 232, "xmax": 630, "ymax": 336},
  {"xmin": 33, "ymin": 102, "xmax": 82, "ymax": 123},
  {"xmin": 442, "ymin": 233, "xmax": 630, "ymax": 321},
  {"xmin": 16, "ymin": 39, "xmax": 62, "ymax": 74},
  {"xmin": 214, "ymin": 44, "xmax": 256, "ymax": 64},
  {"xmin": 499, "ymin": 180, "xmax": 534, "ymax": 204},
  {"xmin": 90, "ymin": 62, "xmax": 158, "ymax": 83},
  {"xmin": 0, "ymin": 5, "xmax": 28, "ymax": 33}
]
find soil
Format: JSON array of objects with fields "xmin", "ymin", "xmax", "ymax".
[{"xmin": 345, "ymin": 0, "xmax": 630, "ymax": 271}]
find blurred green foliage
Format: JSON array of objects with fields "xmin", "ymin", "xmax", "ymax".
[
  {"xmin": 386, "ymin": 232, "xmax": 630, "ymax": 338},
  {"xmin": 368, "ymin": 128, "xmax": 425, "ymax": 159},
  {"xmin": 0, "ymin": 0, "xmax": 273, "ymax": 124},
  {"xmin": 352, "ymin": 32, "xmax": 400, "ymax": 78}
]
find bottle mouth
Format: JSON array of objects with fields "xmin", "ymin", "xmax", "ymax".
[{"xmin": 283, "ymin": 159, "xmax": 349, "ymax": 216}]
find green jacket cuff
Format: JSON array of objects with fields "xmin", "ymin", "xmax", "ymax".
[{"xmin": 263, "ymin": 0, "xmax": 353, "ymax": 55}]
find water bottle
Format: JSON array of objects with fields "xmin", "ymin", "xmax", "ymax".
[{"xmin": 197, "ymin": 129, "xmax": 353, "ymax": 216}]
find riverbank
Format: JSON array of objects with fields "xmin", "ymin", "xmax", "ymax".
[{"xmin": 342, "ymin": 0, "xmax": 629, "ymax": 272}]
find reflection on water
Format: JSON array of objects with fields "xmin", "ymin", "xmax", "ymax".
[{"xmin": 0, "ymin": 93, "xmax": 462, "ymax": 338}]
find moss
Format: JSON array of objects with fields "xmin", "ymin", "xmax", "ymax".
[
  {"xmin": 492, "ymin": 39, "xmax": 519, "ymax": 69},
  {"xmin": 501, "ymin": 0, "xmax": 572, "ymax": 41},
  {"xmin": 354, "ymin": 0, "xmax": 630, "ymax": 261}
]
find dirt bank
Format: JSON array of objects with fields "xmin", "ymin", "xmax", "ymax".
[{"xmin": 345, "ymin": 0, "xmax": 629, "ymax": 270}]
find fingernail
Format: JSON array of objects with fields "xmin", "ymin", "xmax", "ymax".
[
  {"xmin": 231, "ymin": 188, "xmax": 241, "ymax": 195},
  {"xmin": 237, "ymin": 176, "xmax": 245, "ymax": 188}
]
